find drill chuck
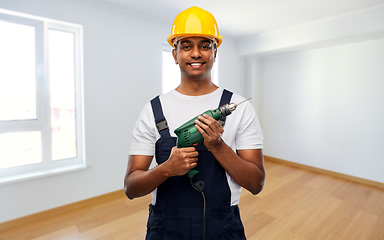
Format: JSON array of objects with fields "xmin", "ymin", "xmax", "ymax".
[
  {"xmin": 218, "ymin": 98, "xmax": 251, "ymax": 117},
  {"xmin": 219, "ymin": 103, "xmax": 237, "ymax": 117}
]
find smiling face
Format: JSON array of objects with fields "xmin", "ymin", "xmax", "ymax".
[{"xmin": 172, "ymin": 37, "xmax": 217, "ymax": 82}]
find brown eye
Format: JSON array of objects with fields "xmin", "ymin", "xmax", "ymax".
[{"xmin": 201, "ymin": 44, "xmax": 212, "ymax": 50}]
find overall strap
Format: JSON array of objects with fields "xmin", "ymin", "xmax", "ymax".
[
  {"xmin": 150, "ymin": 96, "xmax": 171, "ymax": 138},
  {"xmin": 218, "ymin": 89, "xmax": 233, "ymax": 127}
]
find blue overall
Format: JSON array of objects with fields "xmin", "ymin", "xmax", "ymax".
[{"xmin": 146, "ymin": 90, "xmax": 246, "ymax": 240}]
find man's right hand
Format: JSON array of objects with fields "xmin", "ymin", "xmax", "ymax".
[
  {"xmin": 164, "ymin": 146, "xmax": 199, "ymax": 177},
  {"xmin": 124, "ymin": 147, "xmax": 198, "ymax": 199}
]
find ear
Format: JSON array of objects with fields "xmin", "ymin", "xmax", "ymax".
[
  {"xmin": 213, "ymin": 48, "xmax": 217, "ymax": 61},
  {"xmin": 172, "ymin": 48, "xmax": 178, "ymax": 64}
]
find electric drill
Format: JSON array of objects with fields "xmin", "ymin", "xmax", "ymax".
[{"xmin": 174, "ymin": 98, "xmax": 251, "ymax": 178}]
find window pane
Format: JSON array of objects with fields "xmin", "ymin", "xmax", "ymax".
[
  {"xmin": 0, "ymin": 131, "xmax": 42, "ymax": 169},
  {"xmin": 0, "ymin": 20, "xmax": 36, "ymax": 121},
  {"xmin": 49, "ymin": 29, "xmax": 77, "ymax": 161}
]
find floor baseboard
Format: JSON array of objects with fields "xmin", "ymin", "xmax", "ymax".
[
  {"xmin": 264, "ymin": 155, "xmax": 384, "ymax": 189},
  {"xmin": 2, "ymin": 157, "xmax": 383, "ymax": 232},
  {"xmin": 0, "ymin": 189, "xmax": 126, "ymax": 232}
]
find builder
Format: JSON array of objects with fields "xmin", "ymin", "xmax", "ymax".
[{"xmin": 124, "ymin": 6, "xmax": 265, "ymax": 240}]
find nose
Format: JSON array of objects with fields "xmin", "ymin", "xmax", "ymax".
[{"xmin": 190, "ymin": 46, "xmax": 202, "ymax": 59}]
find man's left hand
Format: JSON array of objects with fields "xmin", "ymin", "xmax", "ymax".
[{"xmin": 194, "ymin": 113, "xmax": 224, "ymax": 150}]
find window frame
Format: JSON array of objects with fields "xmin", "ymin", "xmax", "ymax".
[{"xmin": 0, "ymin": 9, "xmax": 86, "ymax": 185}]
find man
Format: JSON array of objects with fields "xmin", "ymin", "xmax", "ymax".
[{"xmin": 124, "ymin": 6, "xmax": 265, "ymax": 240}]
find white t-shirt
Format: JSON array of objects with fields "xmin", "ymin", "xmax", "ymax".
[{"xmin": 129, "ymin": 88, "xmax": 263, "ymax": 205}]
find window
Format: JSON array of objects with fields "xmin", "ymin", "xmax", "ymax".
[
  {"xmin": 162, "ymin": 45, "xmax": 219, "ymax": 94},
  {"xmin": 0, "ymin": 9, "xmax": 85, "ymax": 184}
]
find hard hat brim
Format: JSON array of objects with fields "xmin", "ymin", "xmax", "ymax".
[{"xmin": 167, "ymin": 34, "xmax": 223, "ymax": 48}]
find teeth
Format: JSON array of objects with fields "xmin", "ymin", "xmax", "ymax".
[{"xmin": 190, "ymin": 63, "xmax": 202, "ymax": 66}]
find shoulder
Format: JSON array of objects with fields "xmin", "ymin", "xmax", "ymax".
[
  {"xmin": 230, "ymin": 92, "xmax": 246, "ymax": 104},
  {"xmin": 222, "ymin": 89, "xmax": 259, "ymax": 130},
  {"xmin": 222, "ymin": 90, "xmax": 251, "ymax": 114}
]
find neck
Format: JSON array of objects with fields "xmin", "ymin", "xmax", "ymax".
[{"xmin": 175, "ymin": 78, "xmax": 218, "ymax": 96}]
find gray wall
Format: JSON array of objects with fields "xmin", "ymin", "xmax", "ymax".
[
  {"xmin": 261, "ymin": 40, "xmax": 384, "ymax": 183},
  {"xmin": 239, "ymin": 5, "xmax": 384, "ymax": 185}
]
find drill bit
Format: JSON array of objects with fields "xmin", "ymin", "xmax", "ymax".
[
  {"xmin": 235, "ymin": 97, "xmax": 251, "ymax": 107},
  {"xmin": 219, "ymin": 97, "xmax": 251, "ymax": 117}
]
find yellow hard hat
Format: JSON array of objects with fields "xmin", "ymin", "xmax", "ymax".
[{"xmin": 167, "ymin": 6, "xmax": 223, "ymax": 48}]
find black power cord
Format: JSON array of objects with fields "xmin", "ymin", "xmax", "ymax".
[{"xmin": 189, "ymin": 178, "xmax": 206, "ymax": 240}]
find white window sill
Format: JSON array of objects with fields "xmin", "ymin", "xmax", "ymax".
[{"xmin": 0, "ymin": 163, "xmax": 88, "ymax": 186}]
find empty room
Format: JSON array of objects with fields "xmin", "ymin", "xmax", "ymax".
[{"xmin": 1, "ymin": 0, "xmax": 384, "ymax": 239}]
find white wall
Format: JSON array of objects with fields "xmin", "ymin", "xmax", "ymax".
[
  {"xmin": 0, "ymin": 0, "xmax": 244, "ymax": 223},
  {"xmin": 244, "ymin": 56, "xmax": 262, "ymax": 116},
  {"xmin": 261, "ymin": 39, "xmax": 384, "ymax": 183},
  {"xmin": 238, "ymin": 4, "xmax": 384, "ymax": 184},
  {"xmin": 0, "ymin": 0, "xmax": 168, "ymax": 223},
  {"xmin": 218, "ymin": 36, "xmax": 246, "ymax": 96},
  {"xmin": 239, "ymin": 5, "xmax": 384, "ymax": 56}
]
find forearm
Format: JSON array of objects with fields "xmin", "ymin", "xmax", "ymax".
[
  {"xmin": 124, "ymin": 156, "xmax": 169, "ymax": 199},
  {"xmin": 210, "ymin": 142, "xmax": 265, "ymax": 195},
  {"xmin": 124, "ymin": 148, "xmax": 199, "ymax": 199}
]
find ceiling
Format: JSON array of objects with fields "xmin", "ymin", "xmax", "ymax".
[{"xmin": 88, "ymin": 0, "xmax": 384, "ymax": 40}]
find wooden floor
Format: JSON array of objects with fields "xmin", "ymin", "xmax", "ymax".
[{"xmin": 1, "ymin": 160, "xmax": 384, "ymax": 240}]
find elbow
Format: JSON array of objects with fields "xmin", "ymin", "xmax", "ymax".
[
  {"xmin": 124, "ymin": 188, "xmax": 147, "ymax": 200},
  {"xmin": 124, "ymin": 174, "xmax": 139, "ymax": 200},
  {"xmin": 250, "ymin": 183, "xmax": 264, "ymax": 195},
  {"xmin": 249, "ymin": 175, "xmax": 265, "ymax": 195},
  {"xmin": 124, "ymin": 184, "xmax": 136, "ymax": 200},
  {"xmin": 126, "ymin": 195, "xmax": 135, "ymax": 200},
  {"xmin": 125, "ymin": 191, "xmax": 135, "ymax": 200}
]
